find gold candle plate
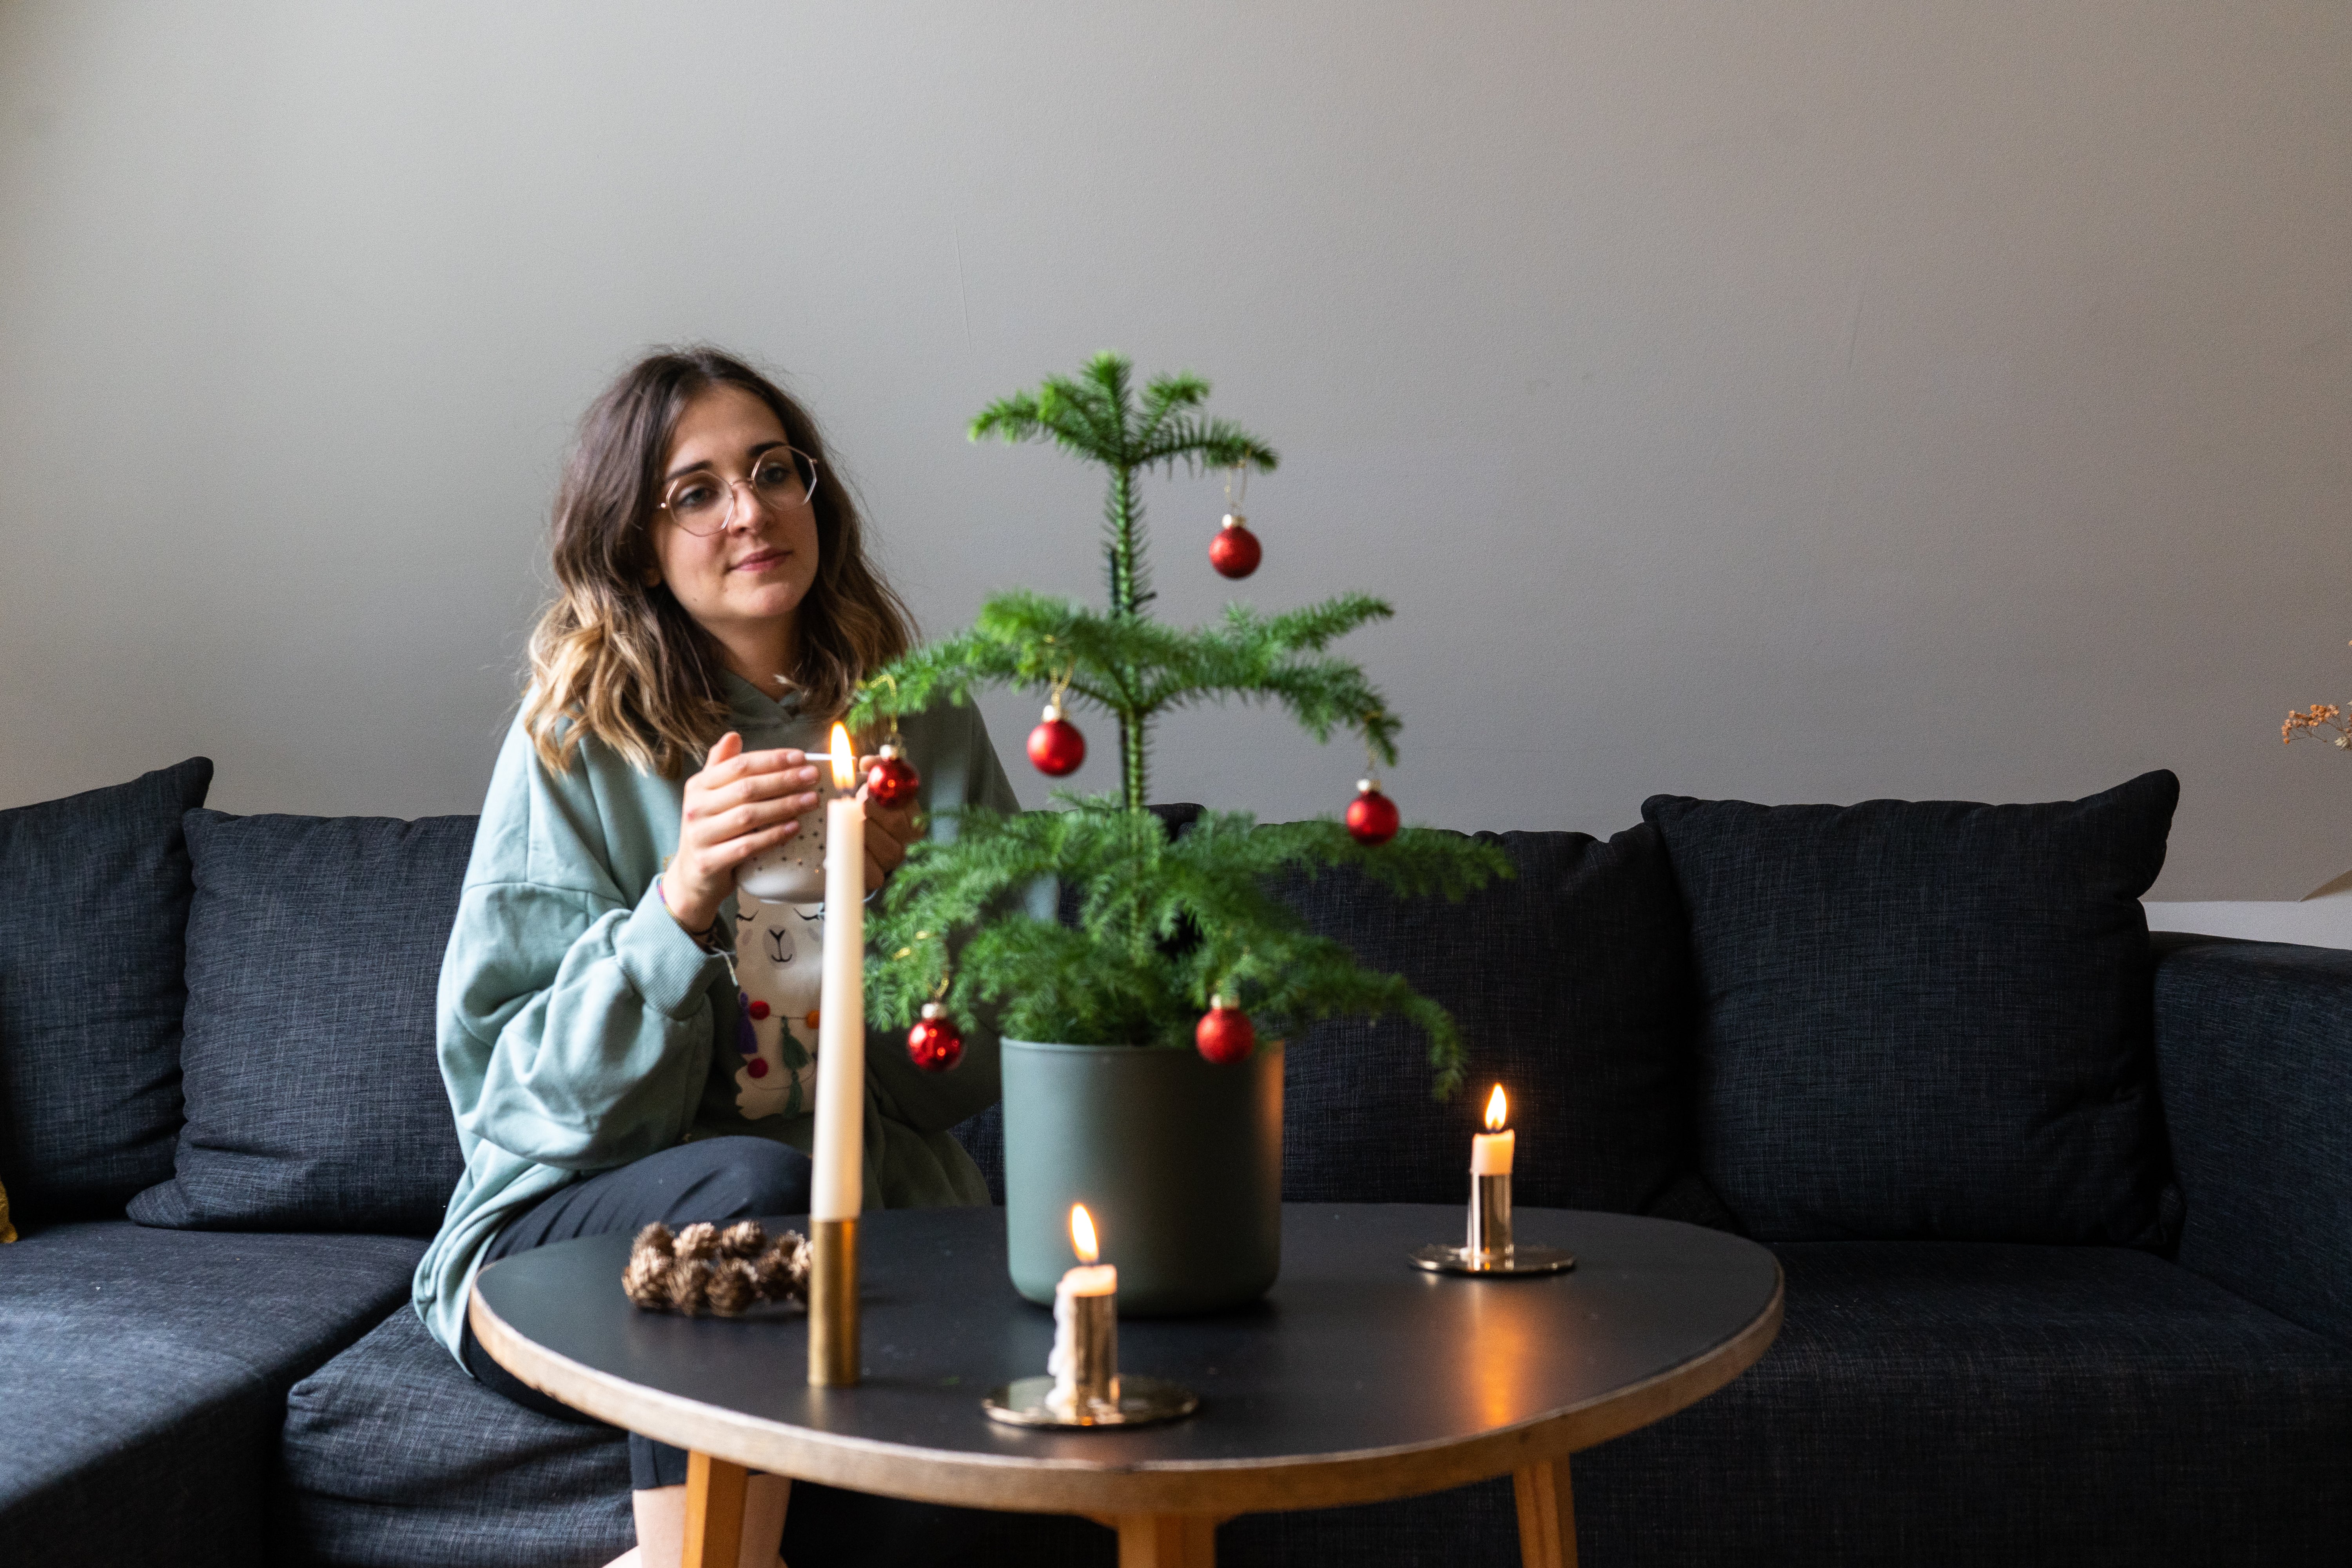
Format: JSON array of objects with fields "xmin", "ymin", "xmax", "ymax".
[{"xmin": 982, "ymin": 1375, "xmax": 1200, "ymax": 1429}]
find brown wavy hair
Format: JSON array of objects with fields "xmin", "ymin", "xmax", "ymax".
[{"xmin": 522, "ymin": 347, "xmax": 915, "ymax": 777}]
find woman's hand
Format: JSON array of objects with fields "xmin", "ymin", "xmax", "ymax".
[
  {"xmin": 664, "ymin": 733, "xmax": 822, "ymax": 935},
  {"xmin": 859, "ymin": 753, "xmax": 920, "ymax": 895}
]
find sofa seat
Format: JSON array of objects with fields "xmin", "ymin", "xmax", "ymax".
[
  {"xmin": 1188, "ymin": 1241, "xmax": 2352, "ymax": 1567},
  {"xmin": 278, "ymin": 1307, "xmax": 994, "ymax": 1568},
  {"xmin": 277, "ymin": 1305, "xmax": 635, "ymax": 1568},
  {"xmin": 274, "ymin": 1234, "xmax": 2352, "ymax": 1568},
  {"xmin": 1564, "ymin": 1241, "xmax": 2352, "ymax": 1567},
  {"xmin": 0, "ymin": 1221, "xmax": 426, "ymax": 1565}
]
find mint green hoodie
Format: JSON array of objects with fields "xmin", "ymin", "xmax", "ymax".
[{"xmin": 412, "ymin": 675, "xmax": 1019, "ymax": 1359}]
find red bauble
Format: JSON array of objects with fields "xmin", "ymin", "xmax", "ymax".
[
  {"xmin": 1209, "ymin": 514, "xmax": 1261, "ymax": 579},
  {"xmin": 1195, "ymin": 1000, "xmax": 1256, "ymax": 1065},
  {"xmin": 1345, "ymin": 779, "xmax": 1400, "ymax": 846},
  {"xmin": 907, "ymin": 1002, "xmax": 964, "ymax": 1072},
  {"xmin": 864, "ymin": 746, "xmax": 921, "ymax": 807},
  {"xmin": 1027, "ymin": 703, "xmax": 1087, "ymax": 776}
]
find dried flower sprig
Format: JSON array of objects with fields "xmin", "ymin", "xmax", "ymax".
[
  {"xmin": 2283, "ymin": 702, "xmax": 2352, "ymax": 748},
  {"xmin": 2283, "ymin": 639, "xmax": 2352, "ymax": 750}
]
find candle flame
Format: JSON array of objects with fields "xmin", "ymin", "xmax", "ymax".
[
  {"xmin": 1069, "ymin": 1203, "xmax": 1099, "ymax": 1263},
  {"xmin": 1485, "ymin": 1084, "xmax": 1508, "ymax": 1132},
  {"xmin": 828, "ymin": 722, "xmax": 856, "ymax": 790}
]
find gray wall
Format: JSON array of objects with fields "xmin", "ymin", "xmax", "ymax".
[{"xmin": 4, "ymin": 1, "xmax": 2347, "ymax": 898}]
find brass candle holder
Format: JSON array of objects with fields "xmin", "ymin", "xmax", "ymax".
[
  {"xmin": 1059, "ymin": 1288, "xmax": 1120, "ymax": 1414},
  {"xmin": 1469, "ymin": 1171, "xmax": 1513, "ymax": 1260},
  {"xmin": 984, "ymin": 1204, "xmax": 1196, "ymax": 1428},
  {"xmin": 807, "ymin": 1218, "xmax": 860, "ymax": 1386},
  {"xmin": 1410, "ymin": 1169, "xmax": 1577, "ymax": 1277},
  {"xmin": 1410, "ymin": 1086, "xmax": 1575, "ymax": 1277},
  {"xmin": 981, "ymin": 1307, "xmax": 1198, "ymax": 1429}
]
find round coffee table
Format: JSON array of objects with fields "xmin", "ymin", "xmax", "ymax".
[{"xmin": 470, "ymin": 1202, "xmax": 1782, "ymax": 1568}]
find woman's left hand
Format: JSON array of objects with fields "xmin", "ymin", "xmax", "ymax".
[{"xmin": 858, "ymin": 755, "xmax": 919, "ymax": 895}]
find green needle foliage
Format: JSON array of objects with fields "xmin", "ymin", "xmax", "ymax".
[{"xmin": 849, "ymin": 352, "xmax": 1508, "ymax": 1097}]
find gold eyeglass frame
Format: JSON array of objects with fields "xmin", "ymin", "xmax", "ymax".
[{"xmin": 657, "ymin": 446, "xmax": 821, "ymax": 536}]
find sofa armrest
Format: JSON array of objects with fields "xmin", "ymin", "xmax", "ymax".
[{"xmin": 2152, "ymin": 933, "xmax": 2352, "ymax": 1346}]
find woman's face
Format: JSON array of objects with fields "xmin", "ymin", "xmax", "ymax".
[{"xmin": 650, "ymin": 385, "xmax": 822, "ymax": 650}]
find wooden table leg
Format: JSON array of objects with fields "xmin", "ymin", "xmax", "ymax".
[
  {"xmin": 1514, "ymin": 1456, "xmax": 1578, "ymax": 1568},
  {"xmin": 1114, "ymin": 1514, "xmax": 1218, "ymax": 1567},
  {"xmin": 684, "ymin": 1450, "xmax": 749, "ymax": 1568}
]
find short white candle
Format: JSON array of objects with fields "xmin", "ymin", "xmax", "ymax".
[
  {"xmin": 1048, "ymin": 1266, "xmax": 1120, "ymax": 1394},
  {"xmin": 1048, "ymin": 1204, "xmax": 1118, "ymax": 1408},
  {"xmin": 1470, "ymin": 1083, "xmax": 1515, "ymax": 1174},
  {"xmin": 809, "ymin": 724, "xmax": 866, "ymax": 1224}
]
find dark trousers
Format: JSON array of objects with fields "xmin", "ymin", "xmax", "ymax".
[{"xmin": 459, "ymin": 1136, "xmax": 978, "ymax": 1566}]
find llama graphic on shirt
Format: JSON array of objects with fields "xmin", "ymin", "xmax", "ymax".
[{"xmin": 730, "ymin": 891, "xmax": 824, "ymax": 1120}]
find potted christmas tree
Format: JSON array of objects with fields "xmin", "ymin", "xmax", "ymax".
[{"xmin": 850, "ymin": 353, "xmax": 1507, "ymax": 1314}]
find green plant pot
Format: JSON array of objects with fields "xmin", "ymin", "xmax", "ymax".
[{"xmin": 1001, "ymin": 1036, "xmax": 1284, "ymax": 1316}]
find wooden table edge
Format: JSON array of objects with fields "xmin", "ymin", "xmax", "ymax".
[{"xmin": 467, "ymin": 1259, "xmax": 1784, "ymax": 1518}]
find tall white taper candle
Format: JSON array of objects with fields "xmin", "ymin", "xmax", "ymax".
[{"xmin": 810, "ymin": 725, "xmax": 865, "ymax": 1223}]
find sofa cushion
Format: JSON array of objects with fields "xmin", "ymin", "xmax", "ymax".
[
  {"xmin": 1563, "ymin": 1241, "xmax": 2352, "ymax": 1567},
  {"xmin": 1274, "ymin": 826, "xmax": 1724, "ymax": 1222},
  {"xmin": 278, "ymin": 1306, "xmax": 994, "ymax": 1568},
  {"xmin": 1643, "ymin": 772, "xmax": 2178, "ymax": 1244},
  {"xmin": 0, "ymin": 757, "xmax": 212, "ymax": 1220},
  {"xmin": 0, "ymin": 1220, "xmax": 425, "ymax": 1567},
  {"xmin": 949, "ymin": 1107, "xmax": 1006, "ymax": 1203},
  {"xmin": 277, "ymin": 1306, "xmax": 635, "ymax": 1568},
  {"xmin": 128, "ymin": 811, "xmax": 474, "ymax": 1235}
]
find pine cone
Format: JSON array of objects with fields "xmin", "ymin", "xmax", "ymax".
[
  {"xmin": 666, "ymin": 1257, "xmax": 708, "ymax": 1315},
  {"xmin": 621, "ymin": 1223, "xmax": 681, "ymax": 1307},
  {"xmin": 768, "ymin": 1233, "xmax": 813, "ymax": 1300},
  {"xmin": 623, "ymin": 1222, "xmax": 812, "ymax": 1316},
  {"xmin": 705, "ymin": 1257, "xmax": 758, "ymax": 1316}
]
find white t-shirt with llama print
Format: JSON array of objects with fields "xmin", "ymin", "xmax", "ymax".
[{"xmin": 729, "ymin": 891, "xmax": 826, "ymax": 1120}]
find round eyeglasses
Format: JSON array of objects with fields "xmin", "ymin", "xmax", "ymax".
[{"xmin": 658, "ymin": 447, "xmax": 820, "ymax": 536}]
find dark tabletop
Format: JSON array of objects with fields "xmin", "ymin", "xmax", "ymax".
[{"xmin": 474, "ymin": 1203, "xmax": 1780, "ymax": 1470}]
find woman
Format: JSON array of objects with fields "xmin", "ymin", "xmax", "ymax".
[{"xmin": 413, "ymin": 347, "xmax": 1015, "ymax": 1567}]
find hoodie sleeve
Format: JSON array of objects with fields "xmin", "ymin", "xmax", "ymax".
[{"xmin": 435, "ymin": 725, "xmax": 727, "ymax": 1171}]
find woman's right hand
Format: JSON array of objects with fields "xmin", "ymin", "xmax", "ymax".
[{"xmin": 663, "ymin": 732, "xmax": 823, "ymax": 935}]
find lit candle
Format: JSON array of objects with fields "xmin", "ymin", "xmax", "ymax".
[
  {"xmin": 1467, "ymin": 1084, "xmax": 1515, "ymax": 1265},
  {"xmin": 1048, "ymin": 1203, "xmax": 1119, "ymax": 1417},
  {"xmin": 809, "ymin": 724, "xmax": 865, "ymax": 1224},
  {"xmin": 1470, "ymin": 1084, "xmax": 1514, "ymax": 1175}
]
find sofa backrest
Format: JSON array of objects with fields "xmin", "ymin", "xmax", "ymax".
[
  {"xmin": 952, "ymin": 820, "xmax": 1727, "ymax": 1223},
  {"xmin": 2153, "ymin": 935, "xmax": 2352, "ymax": 1345},
  {"xmin": 5, "ymin": 760, "xmax": 2194, "ymax": 1254},
  {"xmin": 1273, "ymin": 823, "xmax": 1726, "ymax": 1223}
]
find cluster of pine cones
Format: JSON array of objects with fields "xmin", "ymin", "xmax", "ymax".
[{"xmin": 622, "ymin": 1220, "xmax": 809, "ymax": 1317}]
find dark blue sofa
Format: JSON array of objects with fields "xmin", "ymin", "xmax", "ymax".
[{"xmin": 2, "ymin": 759, "xmax": 2345, "ymax": 1566}]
